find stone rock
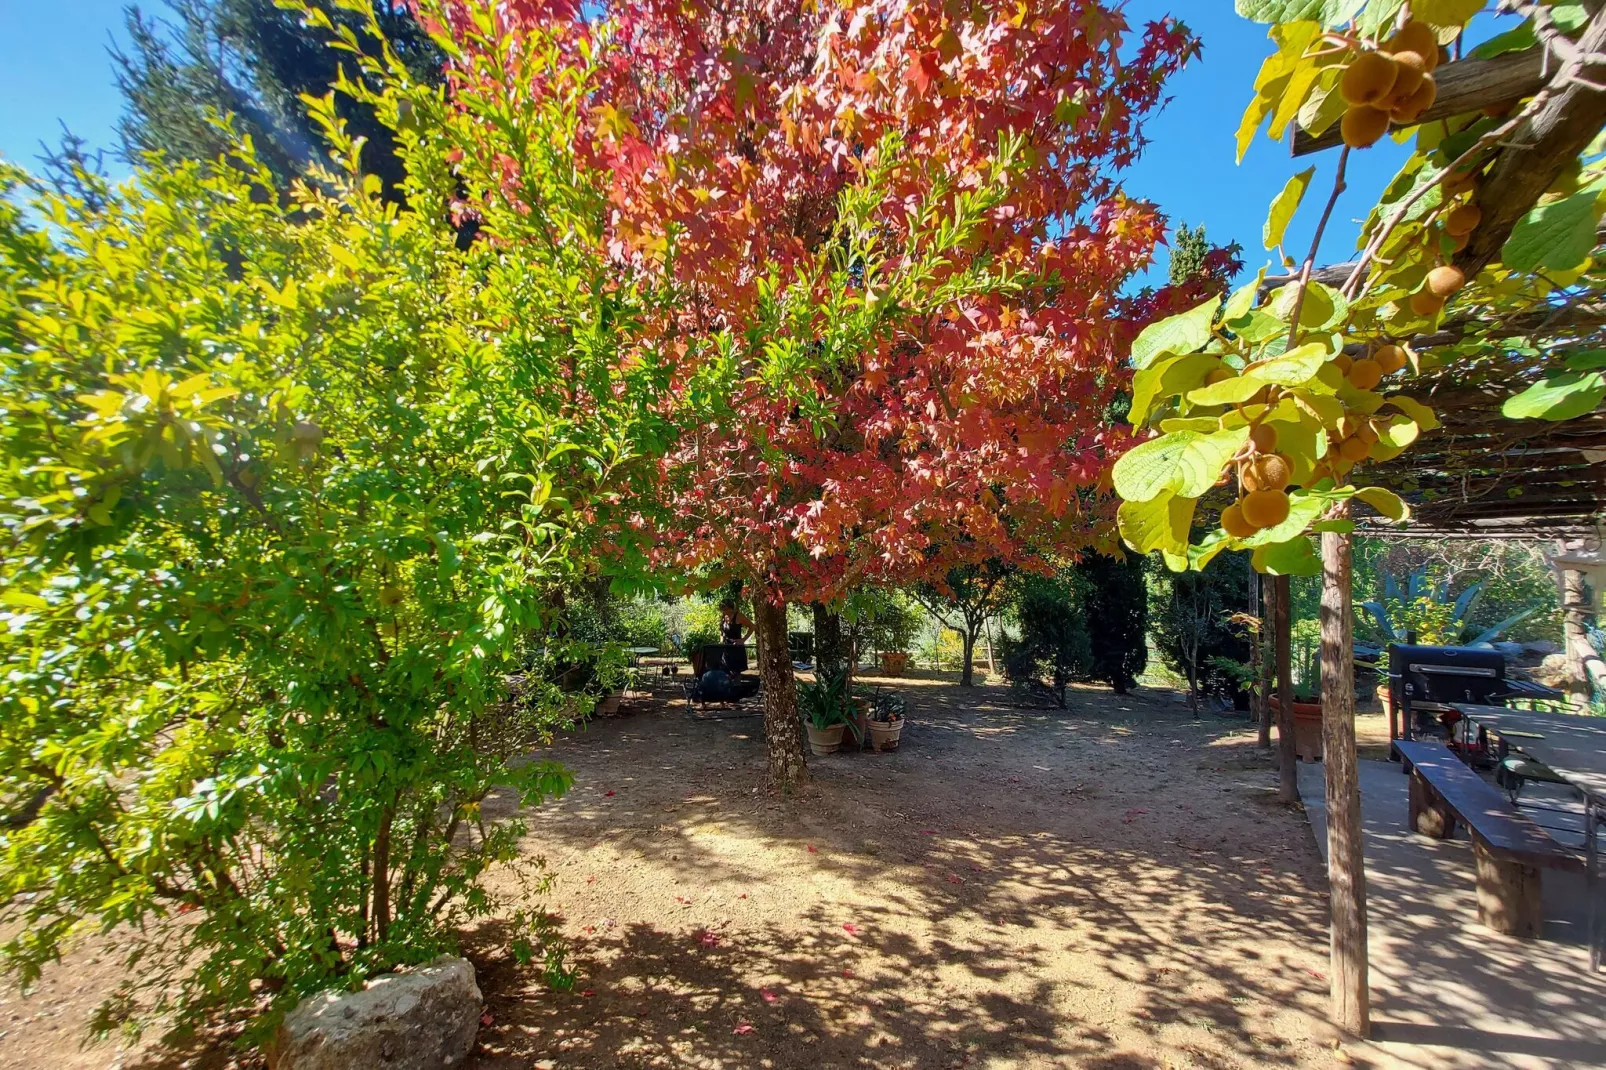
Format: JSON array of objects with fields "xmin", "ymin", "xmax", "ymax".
[
  {"xmin": 269, "ymin": 955, "xmax": 481, "ymax": 1070},
  {"xmin": 1523, "ymin": 640, "xmax": 1562, "ymax": 657}
]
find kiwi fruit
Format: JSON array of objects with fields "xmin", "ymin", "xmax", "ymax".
[
  {"xmin": 1248, "ymin": 423, "xmax": 1279, "ymax": 453},
  {"xmin": 1410, "ymin": 288, "xmax": 1447, "ymax": 317},
  {"xmin": 1222, "ymin": 503, "xmax": 1257, "ymax": 539},
  {"xmin": 1386, "ymin": 22, "xmax": 1440, "ymax": 70},
  {"xmin": 1333, "ymin": 352, "xmax": 1354, "ymax": 375},
  {"xmin": 1442, "ymin": 163, "xmax": 1481, "ymax": 197},
  {"xmin": 1426, "ymin": 264, "xmax": 1466, "ymax": 298},
  {"xmin": 1384, "ymin": 51, "xmax": 1428, "ymax": 106},
  {"xmin": 1243, "ymin": 453, "xmax": 1293, "ymax": 493},
  {"xmin": 1341, "ymin": 105, "xmax": 1392, "ymax": 149},
  {"xmin": 1389, "ymin": 75, "xmax": 1436, "ymax": 124},
  {"xmin": 1356, "ymin": 421, "xmax": 1380, "ymax": 445},
  {"xmin": 1241, "ymin": 489, "xmax": 1292, "ymax": 530},
  {"xmin": 1347, "ymin": 358, "xmax": 1384, "ymax": 391},
  {"xmin": 1373, "ymin": 344, "xmax": 1408, "ymax": 373},
  {"xmin": 1340, "ymin": 51, "xmax": 1400, "ymax": 108},
  {"xmin": 1444, "ymin": 203, "xmax": 1481, "ymax": 237},
  {"xmin": 1449, "ymin": 230, "xmax": 1471, "ymax": 253}
]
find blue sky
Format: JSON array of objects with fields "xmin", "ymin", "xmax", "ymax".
[{"xmin": 0, "ymin": 2, "xmax": 1511, "ymax": 287}]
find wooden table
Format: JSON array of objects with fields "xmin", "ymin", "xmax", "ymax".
[{"xmin": 1451, "ymin": 703, "xmax": 1606, "ymax": 968}]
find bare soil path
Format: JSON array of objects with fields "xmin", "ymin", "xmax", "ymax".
[{"xmin": 0, "ymin": 677, "xmax": 1339, "ymax": 1069}]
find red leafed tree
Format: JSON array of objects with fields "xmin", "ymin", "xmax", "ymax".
[{"xmin": 419, "ymin": 0, "xmax": 1199, "ymax": 788}]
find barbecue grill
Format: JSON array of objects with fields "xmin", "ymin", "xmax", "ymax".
[
  {"xmin": 1387, "ymin": 643, "xmax": 1507, "ymax": 743},
  {"xmin": 1386, "ymin": 642, "xmax": 1565, "ymax": 745}
]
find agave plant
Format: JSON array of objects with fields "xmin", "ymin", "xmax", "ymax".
[{"xmin": 1360, "ymin": 566, "xmax": 1536, "ymax": 648}]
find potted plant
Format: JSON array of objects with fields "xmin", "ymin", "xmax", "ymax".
[
  {"xmin": 799, "ymin": 670, "xmax": 857, "ymax": 755},
  {"xmin": 866, "ymin": 690, "xmax": 906, "ymax": 752},
  {"xmin": 877, "ymin": 650, "xmax": 910, "ymax": 676}
]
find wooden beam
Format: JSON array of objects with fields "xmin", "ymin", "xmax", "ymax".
[
  {"xmin": 1456, "ymin": 8, "xmax": 1606, "ymax": 278},
  {"xmin": 1321, "ymin": 512, "xmax": 1369, "ymax": 1038},
  {"xmin": 1292, "ymin": 48, "xmax": 1547, "ymax": 157}
]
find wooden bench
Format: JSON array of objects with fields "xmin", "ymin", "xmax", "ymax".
[{"xmin": 1395, "ymin": 739, "xmax": 1583, "ymax": 938}]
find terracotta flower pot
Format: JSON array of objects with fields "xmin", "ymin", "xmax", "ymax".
[
  {"xmin": 806, "ymin": 722, "xmax": 846, "ymax": 755},
  {"xmin": 868, "ymin": 719, "xmax": 903, "ymax": 752},
  {"xmin": 596, "ymin": 692, "xmax": 622, "ymax": 716}
]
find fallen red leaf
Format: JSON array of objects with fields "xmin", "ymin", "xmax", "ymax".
[
  {"xmin": 583, "ymin": 925, "xmax": 596, "ymax": 934},
  {"xmin": 807, "ymin": 845, "xmax": 817, "ymax": 853},
  {"xmin": 841, "ymin": 968, "xmax": 854, "ymax": 978},
  {"xmin": 480, "ymin": 1012, "xmax": 495, "ymax": 1027},
  {"xmin": 738, "ymin": 893, "xmax": 748, "ymax": 899},
  {"xmin": 581, "ymin": 990, "xmax": 595, "ymax": 997},
  {"xmin": 946, "ymin": 874, "xmax": 964, "ymax": 884},
  {"xmin": 760, "ymin": 988, "xmax": 778, "ymax": 1003},
  {"xmin": 697, "ymin": 929, "xmax": 721, "ymax": 947},
  {"xmin": 604, "ymin": 790, "xmax": 616, "ymax": 798},
  {"xmin": 842, "ymin": 922, "xmax": 860, "ymax": 935},
  {"xmin": 586, "ymin": 875, "xmax": 596, "ymax": 884},
  {"xmin": 733, "ymin": 1021, "xmax": 754, "ymax": 1035}
]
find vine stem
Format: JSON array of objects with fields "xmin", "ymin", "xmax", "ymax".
[
  {"xmin": 1340, "ymin": 83, "xmax": 1557, "ymax": 303},
  {"xmin": 1284, "ymin": 145, "xmax": 1351, "ymax": 348}
]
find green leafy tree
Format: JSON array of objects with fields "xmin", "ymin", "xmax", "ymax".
[
  {"xmin": 0, "ymin": 8, "xmax": 656, "ymax": 1038},
  {"xmin": 1000, "ymin": 571, "xmax": 1094, "ymax": 708},
  {"xmin": 1074, "ymin": 551, "xmax": 1149, "ymax": 694},
  {"xmin": 912, "ymin": 560, "xmax": 1013, "ymax": 687}
]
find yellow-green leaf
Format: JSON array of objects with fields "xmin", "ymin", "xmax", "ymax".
[
  {"xmin": 1111, "ymin": 426, "xmax": 1249, "ymax": 503},
  {"xmin": 1131, "ymin": 295, "xmax": 1221, "ymax": 370},
  {"xmin": 1264, "ymin": 167, "xmax": 1316, "ymax": 250},
  {"xmin": 1354, "ymin": 486, "xmax": 1409, "ymax": 521},
  {"xmin": 1130, "ymin": 353, "xmax": 1224, "ymax": 427},
  {"xmin": 1118, "ymin": 492, "xmax": 1194, "ymax": 556}
]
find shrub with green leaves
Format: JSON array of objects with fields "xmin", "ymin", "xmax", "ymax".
[{"xmin": 0, "ymin": 33, "xmax": 651, "ymax": 1039}]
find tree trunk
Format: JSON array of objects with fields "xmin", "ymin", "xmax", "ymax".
[
  {"xmin": 1251, "ymin": 566, "xmax": 1271, "ymax": 748},
  {"xmin": 1321, "ymin": 523, "xmax": 1370, "ymax": 1038},
  {"xmin": 813, "ymin": 603, "xmax": 847, "ymax": 677},
  {"xmin": 960, "ymin": 624, "xmax": 978, "ymax": 687},
  {"xmin": 1273, "ymin": 575, "xmax": 1298, "ymax": 804},
  {"xmin": 756, "ymin": 591, "xmax": 808, "ymax": 791},
  {"xmin": 985, "ymin": 624, "xmax": 996, "ymax": 676},
  {"xmin": 372, "ymin": 799, "xmax": 395, "ymax": 943}
]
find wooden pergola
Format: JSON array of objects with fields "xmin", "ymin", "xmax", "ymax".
[{"xmin": 1262, "ymin": 6, "xmax": 1606, "ymax": 1038}]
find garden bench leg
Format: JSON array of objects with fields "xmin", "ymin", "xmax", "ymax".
[
  {"xmin": 1408, "ymin": 771, "xmax": 1456, "ymax": 840},
  {"xmin": 1474, "ymin": 839, "xmax": 1542, "ymax": 938}
]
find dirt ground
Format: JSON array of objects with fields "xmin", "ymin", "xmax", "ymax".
[{"xmin": 0, "ymin": 675, "xmax": 1352, "ymax": 1069}]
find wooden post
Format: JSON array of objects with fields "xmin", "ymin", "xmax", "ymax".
[
  {"xmin": 1250, "ymin": 565, "xmax": 1271, "ymax": 749},
  {"xmin": 1321, "ymin": 521, "xmax": 1369, "ymax": 1037},
  {"xmin": 1273, "ymin": 575, "xmax": 1298, "ymax": 803}
]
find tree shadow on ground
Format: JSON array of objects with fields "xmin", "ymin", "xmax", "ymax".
[{"xmin": 463, "ymin": 678, "xmax": 1336, "ymax": 1068}]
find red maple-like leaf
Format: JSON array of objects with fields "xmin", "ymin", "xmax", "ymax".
[
  {"xmin": 733, "ymin": 1021, "xmax": 754, "ymax": 1035},
  {"xmin": 760, "ymin": 988, "xmax": 778, "ymax": 1003},
  {"xmin": 842, "ymin": 922, "xmax": 860, "ymax": 936}
]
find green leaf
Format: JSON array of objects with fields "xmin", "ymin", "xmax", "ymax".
[
  {"xmin": 1222, "ymin": 271, "xmax": 1266, "ymax": 323},
  {"xmin": 1565, "ymin": 350, "xmax": 1606, "ymax": 372},
  {"xmin": 1354, "ymin": 486, "xmax": 1409, "ymax": 521},
  {"xmin": 1553, "ymin": 4, "xmax": 1590, "ymax": 32},
  {"xmin": 1265, "ymin": 167, "xmax": 1316, "ymax": 250},
  {"xmin": 1131, "ymin": 295, "xmax": 1221, "ymax": 370},
  {"xmin": 1110, "ymin": 426, "xmax": 1249, "ymax": 503},
  {"xmin": 1470, "ymin": 22, "xmax": 1535, "ymax": 59},
  {"xmin": 1130, "ymin": 353, "xmax": 1223, "ymax": 427},
  {"xmin": 1253, "ymin": 537, "xmax": 1322, "ymax": 576},
  {"xmin": 1235, "ymin": 0, "xmax": 1365, "ymax": 25},
  {"xmin": 1412, "ymin": 0, "xmax": 1486, "ymax": 26},
  {"xmin": 1501, "ymin": 370, "xmax": 1606, "ymax": 421},
  {"xmin": 1118, "ymin": 492, "xmax": 1194, "ymax": 556},
  {"xmin": 1380, "ymin": 394, "xmax": 1440, "ymax": 431},
  {"xmin": 1298, "ymin": 68, "xmax": 1347, "ymax": 138},
  {"xmin": 1247, "ymin": 342, "xmax": 1329, "ymax": 385},
  {"xmin": 1502, "ymin": 180, "xmax": 1606, "ymax": 274},
  {"xmin": 1356, "ymin": 0, "xmax": 1405, "ymax": 36}
]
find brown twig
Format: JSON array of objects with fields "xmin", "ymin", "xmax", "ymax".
[{"xmin": 1284, "ymin": 147, "xmax": 1351, "ymax": 347}]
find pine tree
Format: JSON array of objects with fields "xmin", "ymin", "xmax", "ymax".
[{"xmin": 113, "ymin": 0, "xmax": 441, "ymax": 195}]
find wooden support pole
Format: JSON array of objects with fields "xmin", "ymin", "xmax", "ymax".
[
  {"xmin": 1273, "ymin": 575, "xmax": 1298, "ymax": 803},
  {"xmin": 1251, "ymin": 565, "xmax": 1271, "ymax": 749},
  {"xmin": 1321, "ymin": 519, "xmax": 1369, "ymax": 1037}
]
